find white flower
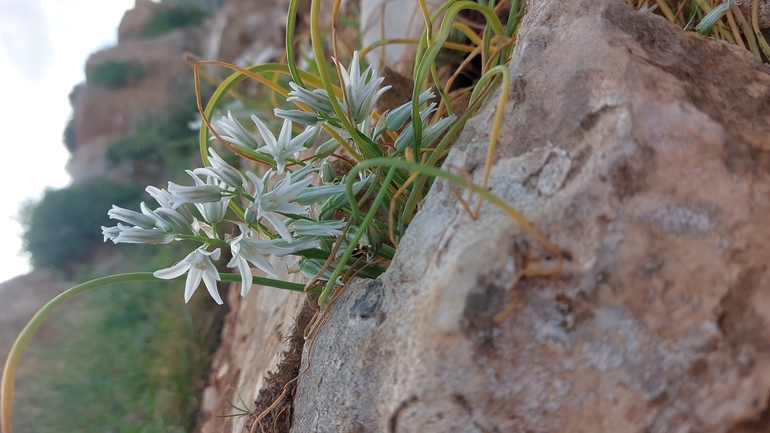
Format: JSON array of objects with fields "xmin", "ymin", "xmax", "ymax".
[
  {"xmin": 107, "ymin": 205, "xmax": 157, "ymax": 229},
  {"xmin": 250, "ymin": 114, "xmax": 318, "ymax": 173},
  {"xmin": 167, "ymin": 178, "xmax": 225, "ymax": 209},
  {"xmin": 193, "ymin": 147, "xmax": 246, "ymax": 190},
  {"xmin": 285, "ymin": 82, "xmax": 334, "ymax": 115},
  {"xmin": 186, "ymin": 171, "xmax": 232, "ymax": 224},
  {"xmin": 213, "ymin": 111, "xmax": 260, "ymax": 149},
  {"xmin": 146, "ymin": 185, "xmax": 196, "ymax": 231},
  {"xmin": 227, "ymin": 224, "xmax": 295, "ymax": 296},
  {"xmin": 102, "ymin": 223, "xmax": 175, "ymax": 244},
  {"xmin": 246, "ymin": 170, "xmax": 314, "ymax": 242},
  {"xmin": 393, "ymin": 103, "xmax": 456, "ymax": 153},
  {"xmin": 154, "ymin": 247, "xmax": 223, "ymax": 304},
  {"xmin": 335, "ymin": 51, "xmax": 391, "ymax": 124},
  {"xmin": 274, "ymin": 107, "xmax": 322, "ymax": 125},
  {"xmin": 290, "ymin": 219, "xmax": 346, "ymax": 237}
]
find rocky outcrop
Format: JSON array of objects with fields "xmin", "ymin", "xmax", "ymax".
[
  {"xmin": 0, "ymin": 270, "xmax": 73, "ymax": 372},
  {"xmin": 202, "ymin": 0, "xmax": 287, "ymax": 67},
  {"xmin": 290, "ymin": 1, "xmax": 770, "ymax": 432},
  {"xmin": 68, "ymin": 26, "xmax": 204, "ymax": 181},
  {"xmin": 117, "ymin": 0, "xmax": 161, "ymax": 42},
  {"xmin": 360, "ymin": 0, "xmax": 444, "ymax": 73},
  {"xmin": 194, "ymin": 261, "xmax": 306, "ymax": 433}
]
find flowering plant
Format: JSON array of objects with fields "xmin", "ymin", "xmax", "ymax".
[{"xmin": 1, "ymin": 0, "xmax": 553, "ymax": 430}]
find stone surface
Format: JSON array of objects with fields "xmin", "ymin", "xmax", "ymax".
[
  {"xmin": 291, "ymin": 1, "xmax": 770, "ymax": 432},
  {"xmin": 68, "ymin": 27, "xmax": 203, "ymax": 181},
  {"xmin": 193, "ymin": 262, "xmax": 306, "ymax": 433},
  {"xmin": 117, "ymin": 0, "xmax": 161, "ymax": 42},
  {"xmin": 0, "ymin": 270, "xmax": 74, "ymax": 376},
  {"xmin": 360, "ymin": 0, "xmax": 445, "ymax": 73},
  {"xmin": 202, "ymin": 0, "xmax": 287, "ymax": 67}
]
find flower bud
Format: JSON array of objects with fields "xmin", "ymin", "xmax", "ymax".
[{"xmin": 320, "ymin": 159, "xmax": 337, "ymax": 183}]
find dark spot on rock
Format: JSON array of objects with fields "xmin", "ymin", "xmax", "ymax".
[
  {"xmin": 727, "ymin": 391, "xmax": 770, "ymax": 433},
  {"xmin": 563, "ymin": 145, "xmax": 593, "ymax": 185},
  {"xmin": 462, "ymin": 281, "xmax": 506, "ymax": 328},
  {"xmin": 637, "ymin": 252, "xmax": 664, "ymax": 279},
  {"xmin": 509, "ymin": 75, "xmax": 527, "ymax": 105},
  {"xmin": 579, "ymin": 105, "xmax": 614, "ymax": 132},
  {"xmin": 688, "ymin": 358, "xmax": 708, "ymax": 378},
  {"xmin": 388, "ymin": 395, "xmax": 418, "ymax": 433},
  {"xmin": 718, "ymin": 267, "xmax": 770, "ymax": 352},
  {"xmin": 608, "ymin": 144, "xmax": 656, "ymax": 201},
  {"xmin": 350, "ymin": 279, "xmax": 383, "ymax": 319},
  {"xmin": 461, "ymin": 278, "xmax": 508, "ymax": 357}
]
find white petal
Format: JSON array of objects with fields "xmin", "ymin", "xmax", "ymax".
[
  {"xmin": 251, "ymin": 114, "xmax": 277, "ymax": 149},
  {"xmin": 154, "ymin": 260, "xmax": 192, "ymax": 280},
  {"xmin": 263, "ymin": 212, "xmax": 293, "ymax": 242},
  {"xmin": 202, "ymin": 266, "xmax": 223, "ymax": 304},
  {"xmin": 184, "ymin": 265, "xmax": 203, "ymax": 303}
]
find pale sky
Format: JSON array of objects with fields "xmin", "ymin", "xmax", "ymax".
[{"xmin": 0, "ymin": 0, "xmax": 138, "ymax": 283}]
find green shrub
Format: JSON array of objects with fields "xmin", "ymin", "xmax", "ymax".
[
  {"xmin": 63, "ymin": 117, "xmax": 77, "ymax": 153},
  {"xmin": 86, "ymin": 61, "xmax": 145, "ymax": 88},
  {"xmin": 105, "ymin": 105, "xmax": 200, "ymax": 179},
  {"xmin": 20, "ymin": 178, "xmax": 143, "ymax": 269},
  {"xmin": 144, "ymin": 6, "xmax": 207, "ymax": 37}
]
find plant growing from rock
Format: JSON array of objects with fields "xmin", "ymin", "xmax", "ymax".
[{"xmin": 4, "ymin": 0, "xmax": 769, "ymax": 431}]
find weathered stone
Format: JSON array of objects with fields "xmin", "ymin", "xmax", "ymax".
[
  {"xmin": 291, "ymin": 1, "xmax": 770, "ymax": 432},
  {"xmin": 117, "ymin": 0, "xmax": 161, "ymax": 42},
  {"xmin": 194, "ymin": 260, "xmax": 306, "ymax": 433},
  {"xmin": 69, "ymin": 27, "xmax": 204, "ymax": 181},
  {"xmin": 203, "ymin": 0, "xmax": 287, "ymax": 66},
  {"xmin": 360, "ymin": 0, "xmax": 445, "ymax": 73}
]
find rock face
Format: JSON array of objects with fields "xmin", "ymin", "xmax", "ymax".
[
  {"xmin": 195, "ymin": 267, "xmax": 305, "ymax": 433},
  {"xmin": 68, "ymin": 27, "xmax": 204, "ymax": 181},
  {"xmin": 117, "ymin": 0, "xmax": 161, "ymax": 42},
  {"xmin": 360, "ymin": 0, "xmax": 444, "ymax": 73},
  {"xmin": 202, "ymin": 0, "xmax": 287, "ymax": 66},
  {"xmin": 291, "ymin": 1, "xmax": 770, "ymax": 432}
]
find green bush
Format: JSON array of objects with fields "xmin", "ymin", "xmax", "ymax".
[
  {"xmin": 105, "ymin": 104, "xmax": 200, "ymax": 180},
  {"xmin": 63, "ymin": 117, "xmax": 77, "ymax": 153},
  {"xmin": 86, "ymin": 61, "xmax": 145, "ymax": 88},
  {"xmin": 144, "ymin": 6, "xmax": 207, "ymax": 37},
  {"xmin": 20, "ymin": 178, "xmax": 143, "ymax": 269}
]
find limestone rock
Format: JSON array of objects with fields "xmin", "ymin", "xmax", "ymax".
[
  {"xmin": 68, "ymin": 27, "xmax": 204, "ymax": 181},
  {"xmin": 117, "ymin": 0, "xmax": 161, "ymax": 42},
  {"xmin": 194, "ymin": 257, "xmax": 306, "ymax": 433},
  {"xmin": 0, "ymin": 270, "xmax": 73, "ymax": 371},
  {"xmin": 203, "ymin": 0, "xmax": 287, "ymax": 67},
  {"xmin": 360, "ymin": 0, "xmax": 445, "ymax": 73},
  {"xmin": 291, "ymin": 1, "xmax": 770, "ymax": 432}
]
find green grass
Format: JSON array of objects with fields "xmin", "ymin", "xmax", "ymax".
[{"xmin": 12, "ymin": 243, "xmax": 223, "ymax": 433}]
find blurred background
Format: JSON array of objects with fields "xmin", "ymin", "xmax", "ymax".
[{"xmin": 0, "ymin": 0, "xmax": 274, "ymax": 431}]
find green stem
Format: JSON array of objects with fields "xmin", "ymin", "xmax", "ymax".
[
  {"xmin": 347, "ymin": 158, "xmax": 561, "ymax": 255},
  {"xmin": 1, "ymin": 272, "xmax": 309, "ymax": 433},
  {"xmin": 319, "ymin": 166, "xmax": 398, "ymax": 304}
]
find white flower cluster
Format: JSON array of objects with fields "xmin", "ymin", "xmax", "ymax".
[{"xmin": 102, "ymin": 51, "xmax": 455, "ymax": 305}]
